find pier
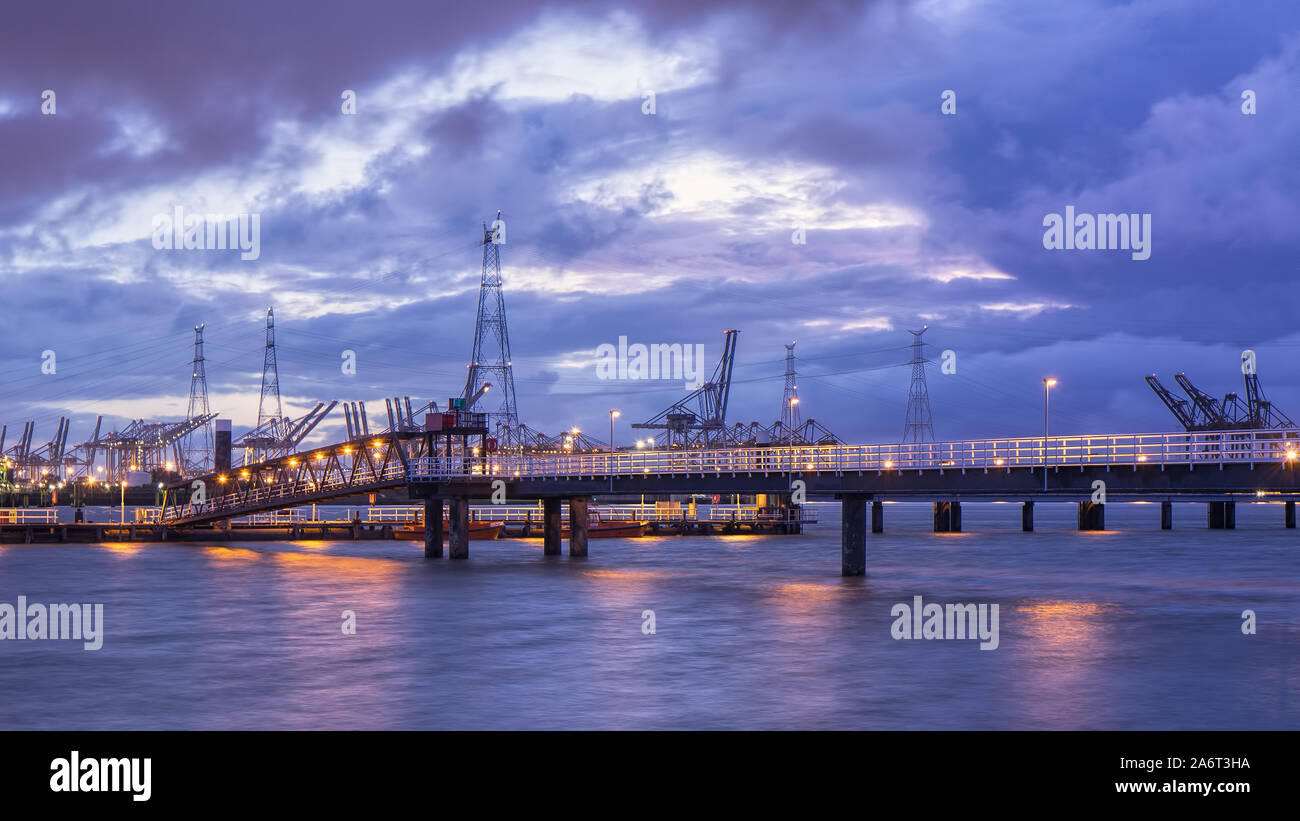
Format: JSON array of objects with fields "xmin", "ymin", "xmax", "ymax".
[{"xmin": 86, "ymin": 426, "xmax": 1299, "ymax": 573}]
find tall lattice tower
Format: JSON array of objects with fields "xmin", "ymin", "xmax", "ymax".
[
  {"xmin": 183, "ymin": 323, "xmax": 213, "ymax": 473},
  {"xmin": 779, "ymin": 341, "xmax": 801, "ymax": 430},
  {"xmin": 902, "ymin": 327, "xmax": 935, "ymax": 443},
  {"xmin": 257, "ymin": 307, "xmax": 283, "ymax": 430},
  {"xmin": 464, "ymin": 211, "xmax": 519, "ymax": 440}
]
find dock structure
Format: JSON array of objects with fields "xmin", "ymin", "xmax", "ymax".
[
  {"xmin": 3, "ymin": 428, "xmax": 1293, "ymax": 573},
  {"xmin": 0, "ymin": 501, "xmax": 815, "ymax": 544},
  {"xmin": 112, "ymin": 428, "xmax": 1300, "ymax": 573}
]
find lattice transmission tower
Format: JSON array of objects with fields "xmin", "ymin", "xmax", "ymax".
[
  {"xmin": 258, "ymin": 307, "xmax": 283, "ymax": 430},
  {"xmin": 464, "ymin": 211, "xmax": 519, "ymax": 441},
  {"xmin": 902, "ymin": 327, "xmax": 935, "ymax": 443},
  {"xmin": 183, "ymin": 323, "xmax": 213, "ymax": 473},
  {"xmin": 779, "ymin": 342, "xmax": 801, "ymax": 431}
]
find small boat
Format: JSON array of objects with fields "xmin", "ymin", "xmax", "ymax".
[
  {"xmin": 553, "ymin": 512, "xmax": 649, "ymax": 538},
  {"xmin": 574, "ymin": 520, "xmax": 648, "ymax": 539},
  {"xmin": 393, "ymin": 520, "xmax": 504, "ymax": 540}
]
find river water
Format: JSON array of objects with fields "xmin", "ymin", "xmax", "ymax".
[{"xmin": 1, "ymin": 501, "xmax": 1296, "ymax": 729}]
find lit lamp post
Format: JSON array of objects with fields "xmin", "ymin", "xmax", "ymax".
[
  {"xmin": 1043, "ymin": 378, "xmax": 1057, "ymax": 491},
  {"xmin": 609, "ymin": 409, "xmax": 620, "ymax": 454},
  {"xmin": 788, "ymin": 397, "xmax": 799, "ymax": 472},
  {"xmin": 120, "ymin": 479, "xmax": 127, "ymax": 529}
]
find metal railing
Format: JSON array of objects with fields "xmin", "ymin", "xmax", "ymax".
[
  {"xmin": 365, "ymin": 506, "xmax": 422, "ymax": 523},
  {"xmin": 161, "ymin": 462, "xmax": 407, "ymax": 523},
  {"xmin": 160, "ymin": 430, "xmax": 1299, "ymax": 523},
  {"xmin": 705, "ymin": 506, "xmax": 818, "ymax": 523},
  {"xmin": 408, "ymin": 430, "xmax": 1300, "ymax": 479},
  {"xmin": 0, "ymin": 508, "xmax": 59, "ymax": 524},
  {"xmin": 235, "ymin": 509, "xmax": 308, "ymax": 525}
]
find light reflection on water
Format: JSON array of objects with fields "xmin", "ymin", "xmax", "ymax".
[{"xmin": 0, "ymin": 502, "xmax": 1296, "ymax": 729}]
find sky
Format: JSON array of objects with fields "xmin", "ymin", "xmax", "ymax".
[{"xmin": 1, "ymin": 0, "xmax": 1298, "ymax": 453}]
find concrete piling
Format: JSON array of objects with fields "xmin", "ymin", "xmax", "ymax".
[
  {"xmin": 932, "ymin": 501, "xmax": 962, "ymax": 532},
  {"xmin": 1077, "ymin": 501, "xmax": 1105, "ymax": 531},
  {"xmin": 449, "ymin": 497, "xmax": 470, "ymax": 558},
  {"xmin": 569, "ymin": 496, "xmax": 589, "ymax": 557},
  {"xmin": 1207, "ymin": 500, "xmax": 1236, "ymax": 529},
  {"xmin": 423, "ymin": 497, "xmax": 444, "ymax": 558},
  {"xmin": 841, "ymin": 494, "xmax": 867, "ymax": 576},
  {"xmin": 543, "ymin": 497, "xmax": 562, "ymax": 556}
]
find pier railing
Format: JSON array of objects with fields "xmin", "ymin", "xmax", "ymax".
[
  {"xmin": 0, "ymin": 508, "xmax": 59, "ymax": 524},
  {"xmin": 158, "ymin": 430, "xmax": 1298, "ymax": 524},
  {"xmin": 409, "ymin": 429, "xmax": 1300, "ymax": 479},
  {"xmin": 161, "ymin": 461, "xmax": 407, "ymax": 523}
]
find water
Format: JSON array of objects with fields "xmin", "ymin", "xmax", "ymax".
[{"xmin": 1, "ymin": 501, "xmax": 1297, "ymax": 729}]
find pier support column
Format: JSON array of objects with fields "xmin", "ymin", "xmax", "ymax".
[
  {"xmin": 1207, "ymin": 501, "xmax": 1236, "ymax": 529},
  {"xmin": 840, "ymin": 494, "xmax": 867, "ymax": 577},
  {"xmin": 871, "ymin": 500, "xmax": 884, "ymax": 533},
  {"xmin": 569, "ymin": 496, "xmax": 589, "ymax": 557},
  {"xmin": 423, "ymin": 498, "xmax": 444, "ymax": 559},
  {"xmin": 543, "ymin": 497, "xmax": 562, "ymax": 556},
  {"xmin": 1286, "ymin": 501, "xmax": 1296, "ymax": 529},
  {"xmin": 1161, "ymin": 501, "xmax": 1173, "ymax": 530},
  {"xmin": 932, "ymin": 501, "xmax": 962, "ymax": 532},
  {"xmin": 1077, "ymin": 501, "xmax": 1105, "ymax": 531},
  {"xmin": 448, "ymin": 497, "xmax": 469, "ymax": 559},
  {"xmin": 1022, "ymin": 501, "xmax": 1034, "ymax": 532}
]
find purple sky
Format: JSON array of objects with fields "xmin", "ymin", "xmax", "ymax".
[{"xmin": 1, "ymin": 0, "xmax": 1298, "ymax": 449}]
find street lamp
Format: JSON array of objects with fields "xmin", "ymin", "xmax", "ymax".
[
  {"xmin": 609, "ymin": 410, "xmax": 620, "ymax": 454},
  {"xmin": 788, "ymin": 397, "xmax": 800, "ymax": 472},
  {"xmin": 1043, "ymin": 378, "xmax": 1057, "ymax": 491}
]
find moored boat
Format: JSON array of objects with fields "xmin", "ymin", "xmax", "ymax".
[
  {"xmin": 563, "ymin": 520, "xmax": 648, "ymax": 538},
  {"xmin": 393, "ymin": 520, "xmax": 504, "ymax": 540}
]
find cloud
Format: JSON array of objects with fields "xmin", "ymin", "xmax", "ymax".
[{"xmin": 1, "ymin": 0, "xmax": 1299, "ymax": 448}]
